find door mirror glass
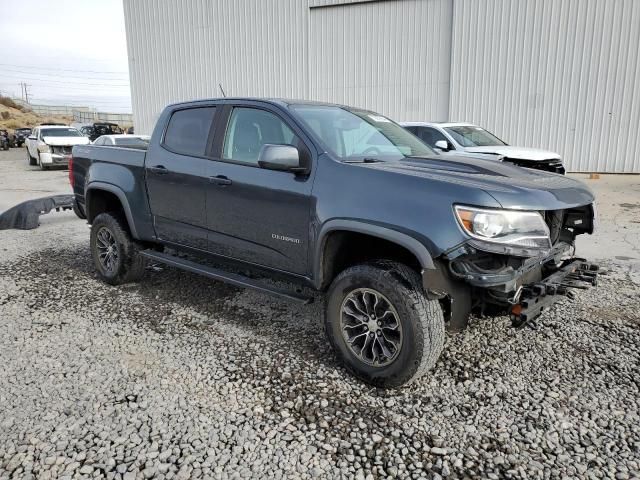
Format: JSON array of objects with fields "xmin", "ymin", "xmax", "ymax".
[
  {"xmin": 258, "ymin": 144, "xmax": 304, "ymax": 172},
  {"xmin": 434, "ymin": 139, "xmax": 449, "ymax": 151}
]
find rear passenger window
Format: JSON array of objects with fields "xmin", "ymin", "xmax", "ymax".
[{"xmin": 163, "ymin": 107, "xmax": 216, "ymax": 156}]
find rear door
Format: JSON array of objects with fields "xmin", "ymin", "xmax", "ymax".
[
  {"xmin": 204, "ymin": 103, "xmax": 314, "ymax": 275},
  {"xmin": 145, "ymin": 105, "xmax": 218, "ymax": 250}
]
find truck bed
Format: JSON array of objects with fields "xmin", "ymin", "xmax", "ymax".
[{"xmin": 71, "ymin": 145, "xmax": 150, "ymax": 235}]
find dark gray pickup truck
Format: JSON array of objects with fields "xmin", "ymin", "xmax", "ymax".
[{"xmin": 71, "ymin": 98, "xmax": 598, "ymax": 387}]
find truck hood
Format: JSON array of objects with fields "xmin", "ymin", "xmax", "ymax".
[
  {"xmin": 362, "ymin": 155, "xmax": 594, "ymax": 211},
  {"xmin": 43, "ymin": 137, "xmax": 90, "ymax": 146},
  {"xmin": 464, "ymin": 145, "xmax": 561, "ymax": 161}
]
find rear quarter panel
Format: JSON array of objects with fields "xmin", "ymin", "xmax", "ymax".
[{"xmin": 72, "ymin": 145, "xmax": 155, "ymax": 240}]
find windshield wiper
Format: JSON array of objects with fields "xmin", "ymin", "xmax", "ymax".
[{"xmin": 343, "ymin": 157, "xmax": 385, "ymax": 164}]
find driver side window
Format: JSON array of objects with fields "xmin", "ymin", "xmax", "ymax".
[{"xmin": 223, "ymin": 108, "xmax": 297, "ymax": 165}]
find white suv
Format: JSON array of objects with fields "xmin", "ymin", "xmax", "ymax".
[
  {"xmin": 401, "ymin": 122, "xmax": 565, "ymax": 174},
  {"xmin": 25, "ymin": 125, "xmax": 90, "ymax": 170}
]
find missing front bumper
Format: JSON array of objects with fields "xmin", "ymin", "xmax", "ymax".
[{"xmin": 509, "ymin": 259, "xmax": 599, "ymax": 328}]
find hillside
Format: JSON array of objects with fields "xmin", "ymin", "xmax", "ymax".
[{"xmin": 0, "ymin": 96, "xmax": 72, "ymax": 131}]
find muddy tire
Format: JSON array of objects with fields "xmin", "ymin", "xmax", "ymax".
[
  {"xmin": 325, "ymin": 261, "xmax": 445, "ymax": 388},
  {"xmin": 90, "ymin": 212, "xmax": 145, "ymax": 285}
]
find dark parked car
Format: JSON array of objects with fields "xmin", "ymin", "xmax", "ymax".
[
  {"xmin": 12, "ymin": 127, "xmax": 32, "ymax": 147},
  {"xmin": 71, "ymin": 98, "xmax": 598, "ymax": 387},
  {"xmin": 80, "ymin": 122, "xmax": 124, "ymax": 142},
  {"xmin": 0, "ymin": 130, "xmax": 10, "ymax": 150}
]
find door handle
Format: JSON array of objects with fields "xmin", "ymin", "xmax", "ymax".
[
  {"xmin": 210, "ymin": 175, "xmax": 232, "ymax": 186},
  {"xmin": 149, "ymin": 165, "xmax": 169, "ymax": 174}
]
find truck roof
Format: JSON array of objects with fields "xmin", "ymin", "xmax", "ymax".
[{"xmin": 166, "ymin": 97, "xmax": 375, "ymax": 111}]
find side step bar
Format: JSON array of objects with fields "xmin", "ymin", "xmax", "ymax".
[{"xmin": 140, "ymin": 250, "xmax": 313, "ymax": 304}]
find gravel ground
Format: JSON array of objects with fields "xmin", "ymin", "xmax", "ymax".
[{"xmin": 1, "ymin": 150, "xmax": 639, "ymax": 479}]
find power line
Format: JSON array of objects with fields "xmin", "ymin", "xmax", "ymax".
[
  {"xmin": 0, "ymin": 82, "xmax": 128, "ymax": 95},
  {"xmin": 1, "ymin": 66, "xmax": 128, "ymax": 79},
  {"xmin": 0, "ymin": 71, "xmax": 130, "ymax": 85},
  {"xmin": 0, "ymin": 75, "xmax": 129, "ymax": 87},
  {"xmin": 30, "ymin": 96, "xmax": 132, "ymax": 106},
  {"xmin": 0, "ymin": 63, "xmax": 129, "ymax": 75}
]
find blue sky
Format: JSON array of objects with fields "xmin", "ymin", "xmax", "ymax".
[{"xmin": 0, "ymin": 0, "xmax": 131, "ymax": 113}]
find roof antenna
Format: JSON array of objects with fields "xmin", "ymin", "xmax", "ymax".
[{"xmin": 218, "ymin": 83, "xmax": 226, "ymax": 98}]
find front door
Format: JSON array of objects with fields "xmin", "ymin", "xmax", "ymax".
[
  {"xmin": 205, "ymin": 105, "xmax": 313, "ymax": 275},
  {"xmin": 145, "ymin": 106, "xmax": 217, "ymax": 250}
]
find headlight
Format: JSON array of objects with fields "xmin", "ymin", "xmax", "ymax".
[
  {"xmin": 38, "ymin": 143, "xmax": 51, "ymax": 153},
  {"xmin": 455, "ymin": 205, "xmax": 551, "ymax": 250}
]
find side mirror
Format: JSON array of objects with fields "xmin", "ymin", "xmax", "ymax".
[
  {"xmin": 434, "ymin": 140, "xmax": 450, "ymax": 151},
  {"xmin": 258, "ymin": 144, "xmax": 306, "ymax": 173},
  {"xmin": 28, "ymin": 135, "xmax": 36, "ymax": 140}
]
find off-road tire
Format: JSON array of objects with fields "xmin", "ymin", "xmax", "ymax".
[
  {"xmin": 90, "ymin": 212, "xmax": 145, "ymax": 285},
  {"xmin": 325, "ymin": 261, "xmax": 445, "ymax": 388},
  {"xmin": 27, "ymin": 149, "xmax": 37, "ymax": 166}
]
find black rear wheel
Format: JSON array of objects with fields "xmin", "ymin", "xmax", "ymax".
[
  {"xmin": 90, "ymin": 212, "xmax": 145, "ymax": 285},
  {"xmin": 325, "ymin": 261, "xmax": 445, "ymax": 388}
]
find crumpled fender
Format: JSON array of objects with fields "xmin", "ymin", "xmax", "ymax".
[{"xmin": 0, "ymin": 195, "xmax": 74, "ymax": 230}]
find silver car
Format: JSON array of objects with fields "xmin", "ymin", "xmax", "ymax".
[{"xmin": 401, "ymin": 122, "xmax": 565, "ymax": 174}]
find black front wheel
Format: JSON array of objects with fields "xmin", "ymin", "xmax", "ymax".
[
  {"xmin": 90, "ymin": 213, "xmax": 145, "ymax": 285},
  {"xmin": 325, "ymin": 261, "xmax": 445, "ymax": 388}
]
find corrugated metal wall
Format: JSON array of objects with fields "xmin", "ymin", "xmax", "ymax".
[
  {"xmin": 450, "ymin": 0, "xmax": 640, "ymax": 172},
  {"xmin": 123, "ymin": 0, "xmax": 309, "ymax": 134},
  {"xmin": 308, "ymin": 0, "xmax": 452, "ymax": 121},
  {"xmin": 124, "ymin": 0, "xmax": 640, "ymax": 172}
]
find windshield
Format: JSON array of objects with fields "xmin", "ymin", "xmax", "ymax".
[
  {"xmin": 291, "ymin": 105, "xmax": 434, "ymax": 161},
  {"xmin": 41, "ymin": 128, "xmax": 83, "ymax": 137},
  {"xmin": 114, "ymin": 137, "xmax": 149, "ymax": 147},
  {"xmin": 16, "ymin": 128, "xmax": 31, "ymax": 134},
  {"xmin": 444, "ymin": 125, "xmax": 506, "ymax": 147}
]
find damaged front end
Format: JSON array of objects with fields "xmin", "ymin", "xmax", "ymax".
[{"xmin": 425, "ymin": 203, "xmax": 598, "ymax": 330}]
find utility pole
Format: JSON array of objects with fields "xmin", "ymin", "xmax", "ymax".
[{"xmin": 22, "ymin": 83, "xmax": 31, "ymax": 104}]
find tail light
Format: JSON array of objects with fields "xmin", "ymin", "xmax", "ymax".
[{"xmin": 68, "ymin": 155, "xmax": 74, "ymax": 188}]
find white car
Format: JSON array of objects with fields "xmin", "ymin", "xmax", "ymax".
[
  {"xmin": 401, "ymin": 122, "xmax": 565, "ymax": 174},
  {"xmin": 25, "ymin": 125, "xmax": 90, "ymax": 170},
  {"xmin": 93, "ymin": 134, "xmax": 150, "ymax": 149}
]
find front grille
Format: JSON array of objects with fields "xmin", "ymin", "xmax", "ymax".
[
  {"xmin": 51, "ymin": 146, "xmax": 73, "ymax": 155},
  {"xmin": 504, "ymin": 158, "xmax": 566, "ymax": 174}
]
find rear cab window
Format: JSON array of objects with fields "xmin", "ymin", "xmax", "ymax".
[{"xmin": 163, "ymin": 107, "xmax": 217, "ymax": 156}]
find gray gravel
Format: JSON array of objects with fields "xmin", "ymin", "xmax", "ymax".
[{"xmin": 1, "ymin": 217, "xmax": 639, "ymax": 479}]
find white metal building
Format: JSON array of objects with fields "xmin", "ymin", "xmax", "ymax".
[{"xmin": 123, "ymin": 0, "xmax": 640, "ymax": 172}]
